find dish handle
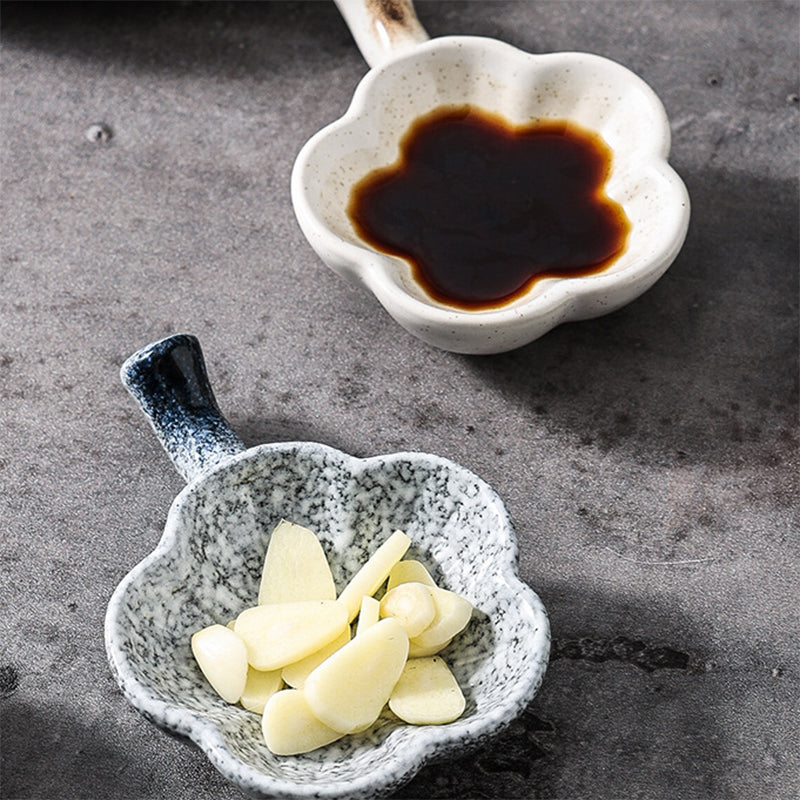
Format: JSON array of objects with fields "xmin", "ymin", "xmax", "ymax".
[
  {"xmin": 120, "ymin": 334, "xmax": 245, "ymax": 483},
  {"xmin": 334, "ymin": 0, "xmax": 429, "ymax": 68}
]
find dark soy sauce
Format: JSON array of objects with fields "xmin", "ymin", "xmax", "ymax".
[{"xmin": 347, "ymin": 106, "xmax": 631, "ymax": 310}]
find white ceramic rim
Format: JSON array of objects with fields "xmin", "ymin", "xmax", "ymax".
[{"xmin": 292, "ymin": 35, "xmax": 690, "ymax": 341}]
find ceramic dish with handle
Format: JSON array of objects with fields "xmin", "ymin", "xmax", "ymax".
[
  {"xmin": 292, "ymin": 0, "xmax": 690, "ymax": 354},
  {"xmin": 105, "ymin": 334, "xmax": 550, "ymax": 800}
]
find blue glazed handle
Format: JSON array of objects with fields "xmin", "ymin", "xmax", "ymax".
[{"xmin": 120, "ymin": 334, "xmax": 246, "ymax": 483}]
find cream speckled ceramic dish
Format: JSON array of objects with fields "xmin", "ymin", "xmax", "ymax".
[
  {"xmin": 291, "ymin": 0, "xmax": 690, "ymax": 354},
  {"xmin": 105, "ymin": 334, "xmax": 550, "ymax": 800}
]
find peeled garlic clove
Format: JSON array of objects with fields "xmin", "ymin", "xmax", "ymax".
[
  {"xmin": 239, "ymin": 667, "xmax": 283, "ymax": 714},
  {"xmin": 262, "ymin": 689, "xmax": 344, "ymax": 755},
  {"xmin": 337, "ymin": 530, "xmax": 410, "ymax": 622},
  {"xmin": 190, "ymin": 624, "xmax": 248, "ymax": 704},
  {"xmin": 387, "ymin": 559, "xmax": 436, "ymax": 590},
  {"xmin": 389, "ymin": 656, "xmax": 465, "ymax": 724},
  {"xmin": 304, "ymin": 617, "xmax": 409, "ymax": 734},
  {"xmin": 258, "ymin": 519, "xmax": 336, "ymax": 604},
  {"xmin": 379, "ymin": 581, "xmax": 436, "ymax": 638},
  {"xmin": 281, "ymin": 627, "xmax": 351, "ymax": 689},
  {"xmin": 408, "ymin": 636, "xmax": 453, "ymax": 658},
  {"xmin": 355, "ymin": 595, "xmax": 381, "ymax": 636},
  {"xmin": 409, "ymin": 585, "xmax": 472, "ymax": 652},
  {"xmin": 234, "ymin": 600, "xmax": 348, "ymax": 671}
]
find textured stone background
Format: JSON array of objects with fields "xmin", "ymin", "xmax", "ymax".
[{"xmin": 1, "ymin": 2, "xmax": 798, "ymax": 798}]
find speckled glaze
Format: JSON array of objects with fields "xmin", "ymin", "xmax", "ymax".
[
  {"xmin": 292, "ymin": 2, "xmax": 690, "ymax": 354},
  {"xmin": 105, "ymin": 335, "xmax": 550, "ymax": 800}
]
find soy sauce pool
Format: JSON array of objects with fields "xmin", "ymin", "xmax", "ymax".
[{"xmin": 347, "ymin": 106, "xmax": 631, "ymax": 310}]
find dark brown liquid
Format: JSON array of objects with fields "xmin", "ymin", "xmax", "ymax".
[{"xmin": 348, "ymin": 106, "xmax": 631, "ymax": 310}]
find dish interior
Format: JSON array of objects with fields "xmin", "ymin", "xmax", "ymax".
[
  {"xmin": 300, "ymin": 37, "xmax": 682, "ymax": 312},
  {"xmin": 108, "ymin": 443, "xmax": 549, "ymax": 793}
]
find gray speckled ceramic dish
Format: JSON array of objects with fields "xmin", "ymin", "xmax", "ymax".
[{"xmin": 105, "ymin": 334, "xmax": 550, "ymax": 800}]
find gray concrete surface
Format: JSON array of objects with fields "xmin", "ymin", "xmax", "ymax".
[{"xmin": 1, "ymin": 2, "xmax": 798, "ymax": 798}]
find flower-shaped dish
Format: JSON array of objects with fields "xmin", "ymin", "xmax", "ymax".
[
  {"xmin": 292, "ymin": 31, "xmax": 690, "ymax": 354},
  {"xmin": 105, "ymin": 334, "xmax": 550, "ymax": 800}
]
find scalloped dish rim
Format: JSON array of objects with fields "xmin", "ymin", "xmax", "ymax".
[
  {"xmin": 291, "ymin": 36, "xmax": 690, "ymax": 353},
  {"xmin": 105, "ymin": 441, "xmax": 551, "ymax": 800}
]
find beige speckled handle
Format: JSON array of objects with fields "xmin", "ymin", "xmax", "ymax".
[{"xmin": 334, "ymin": 0, "xmax": 429, "ymax": 68}]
